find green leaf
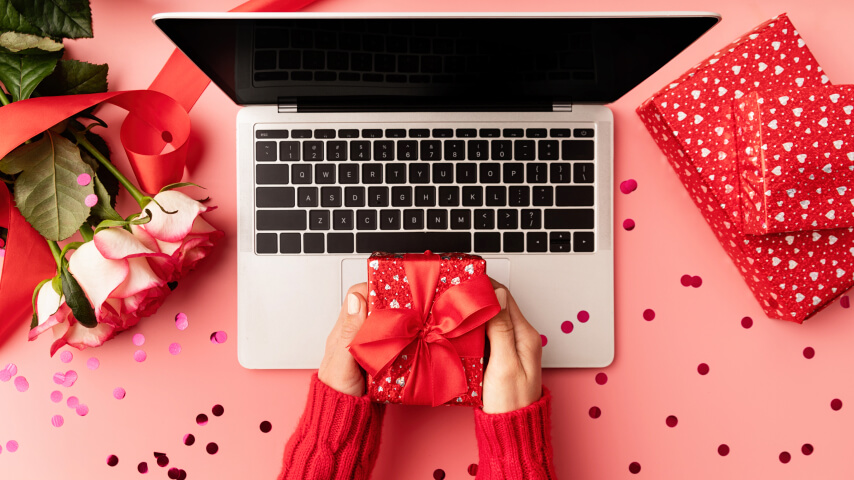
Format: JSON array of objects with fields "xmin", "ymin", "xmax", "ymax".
[
  {"xmin": 86, "ymin": 174, "xmax": 121, "ymax": 227},
  {"xmin": 159, "ymin": 182, "xmax": 204, "ymax": 192},
  {"xmin": 60, "ymin": 263, "xmax": 96, "ymax": 327},
  {"xmin": 10, "ymin": 131, "xmax": 95, "ymax": 241},
  {"xmin": 0, "ymin": 50, "xmax": 60, "ymax": 101},
  {"xmin": 37, "ymin": 59, "xmax": 107, "ymax": 96},
  {"xmin": 0, "ymin": 31, "xmax": 63, "ymax": 53},
  {"xmin": 0, "ymin": 0, "xmax": 43, "ymax": 36},
  {"xmin": 10, "ymin": 0, "xmax": 92, "ymax": 39},
  {"xmin": 79, "ymin": 134, "xmax": 118, "ymax": 205}
]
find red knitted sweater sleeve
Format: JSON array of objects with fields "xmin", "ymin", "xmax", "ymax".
[
  {"xmin": 473, "ymin": 387, "xmax": 557, "ymax": 480},
  {"xmin": 278, "ymin": 373, "xmax": 385, "ymax": 480}
]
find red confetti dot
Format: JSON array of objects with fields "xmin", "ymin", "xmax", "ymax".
[
  {"xmin": 196, "ymin": 414, "xmax": 208, "ymax": 425},
  {"xmin": 540, "ymin": 334, "xmax": 548, "ymax": 347},
  {"xmin": 138, "ymin": 462, "xmax": 148, "ymax": 474},
  {"xmin": 841, "ymin": 296, "xmax": 850, "ymax": 308},
  {"xmin": 206, "ymin": 442, "xmax": 218, "ymax": 455},
  {"xmin": 560, "ymin": 321, "xmax": 574, "ymax": 334},
  {"xmin": 623, "ymin": 218, "xmax": 635, "ymax": 231},
  {"xmin": 177, "ymin": 470, "xmax": 187, "ymax": 480},
  {"xmin": 595, "ymin": 372, "xmax": 608, "ymax": 385},
  {"xmin": 779, "ymin": 451, "xmax": 791, "ymax": 464},
  {"xmin": 107, "ymin": 455, "xmax": 119, "ymax": 467},
  {"xmin": 629, "ymin": 462, "xmax": 641, "ymax": 474},
  {"xmin": 642, "ymin": 309, "xmax": 655, "ymax": 321},
  {"xmin": 691, "ymin": 276, "xmax": 703, "ymax": 288},
  {"xmin": 212, "ymin": 404, "xmax": 224, "ymax": 416},
  {"xmin": 168, "ymin": 467, "xmax": 180, "ymax": 479},
  {"xmin": 467, "ymin": 463, "xmax": 478, "ymax": 476},
  {"xmin": 666, "ymin": 415, "xmax": 678, "ymax": 427},
  {"xmin": 831, "ymin": 398, "xmax": 843, "ymax": 411},
  {"xmin": 260, "ymin": 421, "xmax": 272, "ymax": 433},
  {"xmin": 577, "ymin": 310, "xmax": 590, "ymax": 323},
  {"xmin": 741, "ymin": 316, "xmax": 753, "ymax": 329},
  {"xmin": 697, "ymin": 363, "xmax": 710, "ymax": 375},
  {"xmin": 619, "ymin": 179, "xmax": 638, "ymax": 194},
  {"xmin": 433, "ymin": 469, "xmax": 446, "ymax": 480},
  {"xmin": 680, "ymin": 275, "xmax": 693, "ymax": 286},
  {"xmin": 803, "ymin": 347, "xmax": 815, "ymax": 359},
  {"xmin": 801, "ymin": 443, "xmax": 814, "ymax": 455},
  {"xmin": 718, "ymin": 444, "xmax": 730, "ymax": 456},
  {"xmin": 183, "ymin": 434, "xmax": 195, "ymax": 446},
  {"xmin": 589, "ymin": 406, "xmax": 601, "ymax": 419},
  {"xmin": 156, "ymin": 455, "xmax": 169, "ymax": 467}
]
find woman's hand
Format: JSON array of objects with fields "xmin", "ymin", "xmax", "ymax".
[
  {"xmin": 317, "ymin": 283, "xmax": 368, "ymax": 397},
  {"xmin": 482, "ymin": 282, "xmax": 543, "ymax": 414}
]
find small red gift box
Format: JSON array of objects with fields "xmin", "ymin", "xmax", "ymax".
[
  {"xmin": 637, "ymin": 14, "xmax": 854, "ymax": 323},
  {"xmin": 349, "ymin": 252, "xmax": 500, "ymax": 407},
  {"xmin": 734, "ymin": 86, "xmax": 854, "ymax": 234}
]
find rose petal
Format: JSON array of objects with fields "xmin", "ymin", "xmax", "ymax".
[
  {"xmin": 140, "ymin": 191, "xmax": 215, "ymax": 243},
  {"xmin": 68, "ymin": 242, "xmax": 129, "ymax": 319},
  {"xmin": 61, "ymin": 322, "xmax": 117, "ymax": 350},
  {"xmin": 111, "ymin": 257, "xmax": 166, "ymax": 299},
  {"xmin": 94, "ymin": 228, "xmax": 159, "ymax": 260},
  {"xmin": 36, "ymin": 282, "xmax": 62, "ymax": 325}
]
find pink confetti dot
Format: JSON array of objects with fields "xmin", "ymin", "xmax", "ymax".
[
  {"xmin": 210, "ymin": 331, "xmax": 228, "ymax": 344},
  {"xmin": 84, "ymin": 194, "xmax": 98, "ymax": 207},
  {"xmin": 50, "ymin": 390, "xmax": 63, "ymax": 403},
  {"xmin": 67, "ymin": 396, "xmax": 79, "ymax": 409},
  {"xmin": 14, "ymin": 376, "xmax": 28, "ymax": 392},
  {"xmin": 0, "ymin": 249, "xmax": 4, "ymax": 258},
  {"xmin": 560, "ymin": 321, "xmax": 574, "ymax": 334},
  {"xmin": 718, "ymin": 444, "xmax": 730, "ymax": 456},
  {"xmin": 803, "ymin": 347, "xmax": 815, "ymax": 359},
  {"xmin": 577, "ymin": 310, "xmax": 589, "ymax": 323},
  {"xmin": 51, "ymin": 415, "xmax": 64, "ymax": 427},
  {"xmin": 741, "ymin": 316, "xmax": 753, "ymax": 329},
  {"xmin": 132, "ymin": 333, "xmax": 145, "ymax": 346},
  {"xmin": 802, "ymin": 443, "xmax": 814, "ymax": 455},
  {"xmin": 169, "ymin": 343, "xmax": 182, "ymax": 355},
  {"xmin": 86, "ymin": 357, "xmax": 100, "ymax": 370},
  {"xmin": 619, "ymin": 179, "xmax": 638, "ymax": 194},
  {"xmin": 76, "ymin": 173, "xmax": 91, "ymax": 186},
  {"xmin": 698, "ymin": 363, "xmax": 710, "ymax": 375},
  {"xmin": 175, "ymin": 312, "xmax": 189, "ymax": 330},
  {"xmin": 691, "ymin": 276, "xmax": 703, "ymax": 288},
  {"xmin": 107, "ymin": 455, "xmax": 119, "ymax": 467},
  {"xmin": 643, "ymin": 309, "xmax": 655, "ymax": 321},
  {"xmin": 666, "ymin": 415, "xmax": 678, "ymax": 427},
  {"xmin": 0, "ymin": 363, "xmax": 16, "ymax": 382},
  {"xmin": 134, "ymin": 350, "xmax": 147, "ymax": 362},
  {"xmin": 779, "ymin": 451, "xmax": 791, "ymax": 464},
  {"xmin": 589, "ymin": 406, "xmax": 601, "ymax": 419},
  {"xmin": 595, "ymin": 372, "xmax": 608, "ymax": 385},
  {"xmin": 6, "ymin": 441, "xmax": 18, "ymax": 453},
  {"xmin": 831, "ymin": 398, "xmax": 843, "ymax": 411},
  {"xmin": 540, "ymin": 334, "xmax": 548, "ymax": 347},
  {"xmin": 60, "ymin": 351, "xmax": 73, "ymax": 363},
  {"xmin": 629, "ymin": 462, "xmax": 641, "ymax": 474},
  {"xmin": 76, "ymin": 404, "xmax": 89, "ymax": 416},
  {"xmin": 0, "ymin": 444, "xmax": 3, "ymax": 454},
  {"xmin": 622, "ymin": 218, "xmax": 635, "ymax": 231},
  {"xmin": 113, "ymin": 387, "xmax": 126, "ymax": 400},
  {"xmin": 680, "ymin": 274, "xmax": 693, "ymax": 286},
  {"xmin": 842, "ymin": 296, "xmax": 850, "ymax": 308}
]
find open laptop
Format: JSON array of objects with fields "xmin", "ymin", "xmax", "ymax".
[{"xmin": 153, "ymin": 12, "xmax": 719, "ymax": 369}]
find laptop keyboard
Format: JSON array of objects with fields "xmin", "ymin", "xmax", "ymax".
[{"xmin": 254, "ymin": 125, "xmax": 596, "ymax": 254}]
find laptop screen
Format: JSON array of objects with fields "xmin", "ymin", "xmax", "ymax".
[{"xmin": 155, "ymin": 14, "xmax": 719, "ymax": 108}]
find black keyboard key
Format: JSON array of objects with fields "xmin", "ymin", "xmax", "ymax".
[
  {"xmin": 392, "ymin": 186, "xmax": 412, "ymax": 207},
  {"xmin": 345, "ymin": 187, "xmax": 365, "ymax": 207},
  {"xmin": 432, "ymin": 128, "xmax": 453, "ymax": 138},
  {"xmin": 415, "ymin": 186, "xmax": 436, "ymax": 207},
  {"xmin": 362, "ymin": 129, "xmax": 383, "ymax": 138},
  {"xmin": 533, "ymin": 186, "xmax": 553, "ymax": 206},
  {"xmin": 257, "ymin": 210, "xmax": 306, "ymax": 230},
  {"xmin": 421, "ymin": 140, "xmax": 441, "ymax": 160},
  {"xmin": 332, "ymin": 210, "xmax": 354, "ymax": 231},
  {"xmin": 503, "ymin": 128, "xmax": 524, "ymax": 138},
  {"xmin": 338, "ymin": 129, "xmax": 359, "ymax": 138},
  {"xmin": 403, "ymin": 210, "xmax": 424, "ymax": 230},
  {"xmin": 256, "ymin": 164, "xmax": 289, "ymax": 184},
  {"xmin": 538, "ymin": 140, "xmax": 559, "ymax": 160},
  {"xmin": 491, "ymin": 140, "xmax": 511, "ymax": 160},
  {"xmin": 303, "ymin": 141, "xmax": 324, "ymax": 161},
  {"xmin": 474, "ymin": 232, "xmax": 500, "ymax": 253},
  {"xmin": 351, "ymin": 53, "xmax": 372, "ymax": 72},
  {"xmin": 527, "ymin": 163, "xmax": 547, "ymax": 183},
  {"xmin": 480, "ymin": 128, "xmax": 500, "ymax": 138},
  {"xmin": 314, "ymin": 129, "xmax": 336, "ymax": 139},
  {"xmin": 320, "ymin": 187, "xmax": 342, "ymax": 207},
  {"xmin": 556, "ymin": 186, "xmax": 594, "ymax": 206},
  {"xmin": 462, "ymin": 186, "xmax": 483, "ymax": 206},
  {"xmin": 256, "ymin": 187, "xmax": 295, "ymax": 208},
  {"xmin": 545, "ymin": 209, "xmax": 594, "ymax": 229},
  {"xmin": 379, "ymin": 209, "xmax": 401, "ymax": 230},
  {"xmin": 256, "ymin": 141, "xmax": 277, "ymax": 161},
  {"xmin": 550, "ymin": 163, "xmax": 570, "ymax": 183},
  {"xmin": 503, "ymin": 163, "xmax": 524, "ymax": 184},
  {"xmin": 256, "ymin": 233, "xmax": 278, "ymax": 253},
  {"xmin": 474, "ymin": 209, "xmax": 494, "ymax": 230},
  {"xmin": 409, "ymin": 129, "xmax": 430, "ymax": 138},
  {"xmin": 280, "ymin": 141, "xmax": 300, "ymax": 161},
  {"xmin": 385, "ymin": 129, "xmax": 406, "ymax": 138},
  {"xmin": 385, "ymin": 164, "xmax": 406, "ymax": 184},
  {"xmin": 298, "ymin": 187, "xmax": 318, "ymax": 207},
  {"xmin": 573, "ymin": 128, "xmax": 595, "ymax": 138},
  {"xmin": 374, "ymin": 141, "xmax": 394, "ymax": 161},
  {"xmin": 450, "ymin": 210, "xmax": 471, "ymax": 230},
  {"xmin": 444, "ymin": 140, "xmax": 465, "ymax": 160},
  {"xmin": 550, "ymin": 128, "xmax": 571, "ymax": 137},
  {"xmin": 309, "ymin": 210, "xmax": 330, "ymax": 230},
  {"xmin": 574, "ymin": 163, "xmax": 595, "ymax": 183},
  {"xmin": 362, "ymin": 164, "xmax": 382, "ymax": 184},
  {"xmin": 468, "ymin": 140, "xmax": 488, "ymax": 160},
  {"xmin": 562, "ymin": 140, "xmax": 594, "ymax": 160},
  {"xmin": 278, "ymin": 51, "xmax": 300, "ymax": 69},
  {"xmin": 439, "ymin": 186, "xmax": 459, "ymax": 207},
  {"xmin": 521, "ymin": 209, "xmax": 541, "ymax": 229},
  {"xmin": 486, "ymin": 187, "xmax": 506, "ymax": 206},
  {"xmin": 549, "ymin": 232, "xmax": 572, "ymax": 252},
  {"xmin": 398, "ymin": 55, "xmax": 418, "ymax": 73},
  {"xmin": 368, "ymin": 187, "xmax": 389, "ymax": 207},
  {"xmin": 280, "ymin": 233, "xmax": 301, "ymax": 253},
  {"xmin": 498, "ymin": 209, "xmax": 518, "ymax": 229},
  {"xmin": 574, "ymin": 232, "xmax": 594, "ymax": 252},
  {"xmin": 292, "ymin": 129, "xmax": 312, "ymax": 139},
  {"xmin": 456, "ymin": 163, "xmax": 477, "ymax": 183},
  {"xmin": 432, "ymin": 163, "xmax": 453, "ymax": 183},
  {"xmin": 504, "ymin": 232, "xmax": 524, "ymax": 252},
  {"xmin": 456, "ymin": 128, "xmax": 477, "ymax": 138},
  {"xmin": 427, "ymin": 210, "xmax": 447, "ymax": 229},
  {"xmin": 327, "ymin": 141, "xmax": 347, "ymax": 160},
  {"xmin": 355, "ymin": 232, "xmax": 471, "ymax": 253},
  {"xmin": 357, "ymin": 210, "xmax": 377, "ymax": 230},
  {"xmin": 291, "ymin": 164, "xmax": 311, "ymax": 184},
  {"xmin": 304, "ymin": 233, "xmax": 324, "ymax": 253},
  {"xmin": 478, "ymin": 163, "xmax": 500, "ymax": 184},
  {"xmin": 509, "ymin": 186, "xmax": 530, "ymax": 207},
  {"xmin": 527, "ymin": 232, "xmax": 547, "ymax": 252},
  {"xmin": 526, "ymin": 128, "xmax": 547, "ymax": 138},
  {"xmin": 327, "ymin": 233, "xmax": 354, "ymax": 253},
  {"xmin": 514, "ymin": 140, "xmax": 535, "ymax": 160},
  {"xmin": 409, "ymin": 163, "xmax": 430, "ymax": 184},
  {"xmin": 338, "ymin": 164, "xmax": 359, "ymax": 184},
  {"xmin": 397, "ymin": 140, "xmax": 417, "ymax": 160},
  {"xmin": 351, "ymin": 141, "xmax": 371, "ymax": 160},
  {"xmin": 256, "ymin": 130, "xmax": 288, "ymax": 139},
  {"xmin": 314, "ymin": 164, "xmax": 335, "ymax": 184}
]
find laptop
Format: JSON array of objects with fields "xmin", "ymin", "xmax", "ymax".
[{"xmin": 153, "ymin": 12, "xmax": 719, "ymax": 368}]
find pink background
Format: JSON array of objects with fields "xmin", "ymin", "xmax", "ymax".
[{"xmin": 2, "ymin": 0, "xmax": 854, "ymax": 478}]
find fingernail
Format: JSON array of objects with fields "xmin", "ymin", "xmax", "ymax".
[
  {"xmin": 347, "ymin": 293, "xmax": 360, "ymax": 315},
  {"xmin": 494, "ymin": 288, "xmax": 507, "ymax": 310}
]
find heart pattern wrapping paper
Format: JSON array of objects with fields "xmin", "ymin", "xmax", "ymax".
[{"xmin": 637, "ymin": 13, "xmax": 854, "ymax": 323}]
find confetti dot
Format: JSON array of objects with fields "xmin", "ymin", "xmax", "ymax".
[
  {"xmin": 134, "ymin": 350, "xmax": 147, "ymax": 362},
  {"xmin": 50, "ymin": 390, "xmax": 63, "ymax": 403},
  {"xmin": 113, "ymin": 387, "xmax": 126, "ymax": 400},
  {"xmin": 76, "ymin": 173, "xmax": 91, "ymax": 186},
  {"xmin": 206, "ymin": 442, "xmax": 218, "ymax": 455},
  {"xmin": 183, "ymin": 434, "xmax": 195, "ymax": 446},
  {"xmin": 643, "ymin": 309, "xmax": 655, "ymax": 321},
  {"xmin": 680, "ymin": 274, "xmax": 693, "ymax": 286},
  {"xmin": 86, "ymin": 358, "xmax": 100, "ymax": 370},
  {"xmin": 433, "ymin": 469, "xmax": 446, "ymax": 480},
  {"xmin": 577, "ymin": 310, "xmax": 590, "ymax": 323},
  {"xmin": 132, "ymin": 333, "xmax": 145, "ymax": 346},
  {"xmin": 629, "ymin": 462, "xmax": 641, "ymax": 474},
  {"xmin": 107, "ymin": 455, "xmax": 119, "ymax": 467},
  {"xmin": 619, "ymin": 179, "xmax": 638, "ymax": 194},
  {"xmin": 831, "ymin": 398, "xmax": 843, "ymax": 411},
  {"xmin": 779, "ymin": 451, "xmax": 791, "ymax": 464},
  {"xmin": 169, "ymin": 343, "xmax": 182, "ymax": 355},
  {"xmin": 196, "ymin": 414, "xmax": 208, "ymax": 426},
  {"xmin": 260, "ymin": 421, "xmax": 272, "ymax": 433},
  {"xmin": 212, "ymin": 404, "xmax": 224, "ymax": 416},
  {"xmin": 0, "ymin": 363, "xmax": 16, "ymax": 382},
  {"xmin": 175, "ymin": 313, "xmax": 189, "ymax": 330},
  {"xmin": 595, "ymin": 372, "xmax": 608, "ymax": 385},
  {"xmin": 177, "ymin": 470, "xmax": 187, "ymax": 480},
  {"xmin": 691, "ymin": 276, "xmax": 703, "ymax": 288},
  {"xmin": 51, "ymin": 415, "xmax": 64, "ymax": 427},
  {"xmin": 842, "ymin": 296, "xmax": 850, "ymax": 308},
  {"xmin": 666, "ymin": 415, "xmax": 678, "ymax": 427},
  {"xmin": 0, "ymin": 237, "xmax": 4, "ymax": 247},
  {"xmin": 718, "ymin": 444, "xmax": 730, "ymax": 456},
  {"xmin": 76, "ymin": 404, "xmax": 89, "ymax": 416},
  {"xmin": 168, "ymin": 468, "xmax": 180, "ymax": 479},
  {"xmin": 560, "ymin": 321, "xmax": 574, "ymax": 334},
  {"xmin": 60, "ymin": 351, "xmax": 73, "ymax": 363},
  {"xmin": 623, "ymin": 218, "xmax": 635, "ymax": 231},
  {"xmin": 156, "ymin": 455, "xmax": 169, "ymax": 467},
  {"xmin": 6, "ymin": 441, "xmax": 18, "ymax": 453},
  {"xmin": 802, "ymin": 443, "xmax": 814, "ymax": 455},
  {"xmin": 84, "ymin": 194, "xmax": 98, "ymax": 207},
  {"xmin": 14, "ymin": 376, "xmax": 28, "ymax": 392},
  {"xmin": 0, "ymin": 444, "xmax": 2, "ymax": 454},
  {"xmin": 138, "ymin": 462, "xmax": 148, "ymax": 474},
  {"xmin": 210, "ymin": 331, "xmax": 227, "ymax": 344},
  {"xmin": 741, "ymin": 316, "xmax": 753, "ymax": 329},
  {"xmin": 67, "ymin": 396, "xmax": 79, "ymax": 408},
  {"xmin": 698, "ymin": 363, "xmax": 710, "ymax": 375},
  {"xmin": 803, "ymin": 347, "xmax": 815, "ymax": 359},
  {"xmin": 589, "ymin": 406, "xmax": 601, "ymax": 419},
  {"xmin": 162, "ymin": 131, "xmax": 173, "ymax": 143},
  {"xmin": 467, "ymin": 464, "xmax": 478, "ymax": 476},
  {"xmin": 540, "ymin": 334, "xmax": 548, "ymax": 347}
]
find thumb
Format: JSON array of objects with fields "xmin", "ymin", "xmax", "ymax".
[
  {"xmin": 486, "ymin": 288, "xmax": 517, "ymax": 361},
  {"xmin": 340, "ymin": 292, "xmax": 367, "ymax": 341}
]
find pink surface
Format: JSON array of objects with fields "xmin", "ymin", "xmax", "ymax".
[{"xmin": 1, "ymin": 0, "xmax": 853, "ymax": 478}]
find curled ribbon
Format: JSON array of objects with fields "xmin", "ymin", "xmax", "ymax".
[{"xmin": 349, "ymin": 253, "xmax": 500, "ymax": 407}]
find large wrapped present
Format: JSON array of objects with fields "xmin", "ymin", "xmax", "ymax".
[
  {"xmin": 636, "ymin": 14, "xmax": 854, "ymax": 323},
  {"xmin": 349, "ymin": 252, "xmax": 500, "ymax": 407}
]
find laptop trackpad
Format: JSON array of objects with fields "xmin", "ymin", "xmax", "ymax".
[{"xmin": 341, "ymin": 258, "xmax": 511, "ymax": 302}]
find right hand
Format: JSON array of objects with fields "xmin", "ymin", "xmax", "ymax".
[{"xmin": 481, "ymin": 282, "xmax": 543, "ymax": 414}]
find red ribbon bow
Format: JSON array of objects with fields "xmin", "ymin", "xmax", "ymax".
[{"xmin": 349, "ymin": 252, "xmax": 500, "ymax": 407}]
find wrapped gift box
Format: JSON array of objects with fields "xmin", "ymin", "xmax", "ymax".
[
  {"xmin": 349, "ymin": 252, "xmax": 500, "ymax": 407},
  {"xmin": 637, "ymin": 14, "xmax": 854, "ymax": 323},
  {"xmin": 734, "ymin": 86, "xmax": 854, "ymax": 234}
]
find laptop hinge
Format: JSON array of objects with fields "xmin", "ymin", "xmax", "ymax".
[
  {"xmin": 278, "ymin": 97, "xmax": 298, "ymax": 113},
  {"xmin": 279, "ymin": 97, "xmax": 554, "ymax": 113},
  {"xmin": 552, "ymin": 100, "xmax": 572, "ymax": 113}
]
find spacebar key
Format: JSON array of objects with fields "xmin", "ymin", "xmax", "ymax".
[{"xmin": 356, "ymin": 232, "xmax": 471, "ymax": 253}]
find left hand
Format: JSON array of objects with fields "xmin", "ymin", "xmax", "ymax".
[{"xmin": 317, "ymin": 283, "xmax": 368, "ymax": 397}]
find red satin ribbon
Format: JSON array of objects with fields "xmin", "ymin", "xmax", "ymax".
[{"xmin": 349, "ymin": 253, "xmax": 500, "ymax": 407}]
